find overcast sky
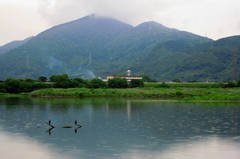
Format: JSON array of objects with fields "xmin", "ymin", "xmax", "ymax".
[{"xmin": 1, "ymin": 0, "xmax": 240, "ymax": 46}]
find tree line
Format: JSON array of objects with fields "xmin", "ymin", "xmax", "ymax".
[{"xmin": 0, "ymin": 74, "xmax": 144, "ymax": 94}]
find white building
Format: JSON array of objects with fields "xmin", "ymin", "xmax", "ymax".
[{"xmin": 106, "ymin": 70, "xmax": 142, "ymax": 82}]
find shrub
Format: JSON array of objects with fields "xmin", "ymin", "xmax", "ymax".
[
  {"xmin": 108, "ymin": 78, "xmax": 129, "ymax": 88},
  {"xmin": 172, "ymin": 79, "xmax": 181, "ymax": 83},
  {"xmin": 129, "ymin": 79, "xmax": 144, "ymax": 88},
  {"xmin": 155, "ymin": 82, "xmax": 170, "ymax": 88},
  {"xmin": 5, "ymin": 78, "xmax": 21, "ymax": 93},
  {"xmin": 176, "ymin": 91, "xmax": 183, "ymax": 96},
  {"xmin": 227, "ymin": 81, "xmax": 237, "ymax": 87},
  {"xmin": 90, "ymin": 78, "xmax": 107, "ymax": 88}
]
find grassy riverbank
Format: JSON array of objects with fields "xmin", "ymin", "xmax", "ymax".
[
  {"xmin": 27, "ymin": 87, "xmax": 240, "ymax": 101},
  {"xmin": 144, "ymin": 83, "xmax": 218, "ymax": 87}
]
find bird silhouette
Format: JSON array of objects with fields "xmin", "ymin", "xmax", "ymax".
[
  {"xmin": 49, "ymin": 119, "xmax": 51, "ymax": 124},
  {"xmin": 75, "ymin": 120, "xmax": 77, "ymax": 125}
]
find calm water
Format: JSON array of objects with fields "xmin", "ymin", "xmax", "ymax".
[{"xmin": 0, "ymin": 97, "xmax": 240, "ymax": 159}]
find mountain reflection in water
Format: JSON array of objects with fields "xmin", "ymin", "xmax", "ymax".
[{"xmin": 0, "ymin": 97, "xmax": 240, "ymax": 159}]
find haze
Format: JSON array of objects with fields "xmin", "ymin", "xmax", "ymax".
[{"xmin": 1, "ymin": 0, "xmax": 240, "ymax": 46}]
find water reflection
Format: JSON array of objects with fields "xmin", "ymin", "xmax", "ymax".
[
  {"xmin": 0, "ymin": 97, "xmax": 240, "ymax": 159},
  {"xmin": 0, "ymin": 130, "xmax": 72, "ymax": 159},
  {"xmin": 120, "ymin": 136, "xmax": 240, "ymax": 159}
]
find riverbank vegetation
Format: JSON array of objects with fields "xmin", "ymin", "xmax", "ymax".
[
  {"xmin": 1, "ymin": 74, "xmax": 240, "ymax": 101},
  {"xmin": 27, "ymin": 87, "xmax": 240, "ymax": 101}
]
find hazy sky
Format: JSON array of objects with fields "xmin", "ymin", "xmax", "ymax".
[{"xmin": 1, "ymin": 0, "xmax": 240, "ymax": 46}]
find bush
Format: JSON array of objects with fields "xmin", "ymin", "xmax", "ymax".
[
  {"xmin": 72, "ymin": 78, "xmax": 87, "ymax": 88},
  {"xmin": 108, "ymin": 78, "xmax": 129, "ymax": 88},
  {"xmin": 155, "ymin": 82, "xmax": 170, "ymax": 88},
  {"xmin": 237, "ymin": 79, "xmax": 240, "ymax": 87},
  {"xmin": 176, "ymin": 91, "xmax": 183, "ymax": 96},
  {"xmin": 5, "ymin": 78, "xmax": 21, "ymax": 93},
  {"xmin": 172, "ymin": 79, "xmax": 181, "ymax": 83},
  {"xmin": 129, "ymin": 79, "xmax": 144, "ymax": 88},
  {"xmin": 227, "ymin": 81, "xmax": 237, "ymax": 87},
  {"xmin": 34, "ymin": 82, "xmax": 50, "ymax": 90},
  {"xmin": 18, "ymin": 81, "xmax": 34, "ymax": 93},
  {"xmin": 90, "ymin": 78, "xmax": 107, "ymax": 88}
]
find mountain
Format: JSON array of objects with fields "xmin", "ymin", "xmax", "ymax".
[
  {"xmin": 0, "ymin": 36, "xmax": 33, "ymax": 55},
  {"xmin": 125, "ymin": 36, "xmax": 240, "ymax": 81},
  {"xmin": 0, "ymin": 14, "xmax": 212, "ymax": 80},
  {"xmin": 165, "ymin": 36, "xmax": 240, "ymax": 81}
]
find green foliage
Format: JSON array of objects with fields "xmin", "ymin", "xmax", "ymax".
[
  {"xmin": 108, "ymin": 78, "xmax": 129, "ymax": 88},
  {"xmin": 129, "ymin": 79, "xmax": 144, "ymax": 88},
  {"xmin": 237, "ymin": 79, "xmax": 240, "ymax": 87},
  {"xmin": 90, "ymin": 78, "xmax": 107, "ymax": 88},
  {"xmin": 50, "ymin": 74, "xmax": 72, "ymax": 88},
  {"xmin": 50, "ymin": 74, "xmax": 69, "ymax": 82},
  {"xmin": 0, "ymin": 15, "xmax": 212, "ymax": 81},
  {"xmin": 227, "ymin": 81, "xmax": 237, "ymax": 87},
  {"xmin": 72, "ymin": 78, "xmax": 86, "ymax": 88},
  {"xmin": 0, "ymin": 83, "xmax": 6, "ymax": 93},
  {"xmin": 34, "ymin": 82, "xmax": 51, "ymax": 90},
  {"xmin": 19, "ymin": 81, "xmax": 34, "ymax": 93},
  {"xmin": 25, "ymin": 78, "xmax": 34, "ymax": 82},
  {"xmin": 38, "ymin": 76, "xmax": 48, "ymax": 82},
  {"xmin": 172, "ymin": 79, "xmax": 181, "ymax": 82},
  {"xmin": 188, "ymin": 80, "xmax": 198, "ymax": 82},
  {"xmin": 5, "ymin": 78, "xmax": 21, "ymax": 93},
  {"xmin": 155, "ymin": 82, "xmax": 170, "ymax": 88},
  {"xmin": 141, "ymin": 75, "xmax": 157, "ymax": 82},
  {"xmin": 175, "ymin": 91, "xmax": 183, "ymax": 96}
]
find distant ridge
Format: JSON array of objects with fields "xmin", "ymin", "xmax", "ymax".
[
  {"xmin": 0, "ymin": 36, "xmax": 33, "ymax": 55},
  {"xmin": 0, "ymin": 14, "xmax": 214, "ymax": 80}
]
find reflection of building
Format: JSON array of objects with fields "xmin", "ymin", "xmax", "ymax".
[{"xmin": 106, "ymin": 70, "xmax": 142, "ymax": 82}]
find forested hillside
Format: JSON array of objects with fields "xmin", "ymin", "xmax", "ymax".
[
  {"xmin": 0, "ymin": 14, "xmax": 213, "ymax": 80},
  {"xmin": 0, "ymin": 36, "xmax": 33, "ymax": 55},
  {"xmin": 125, "ymin": 36, "xmax": 240, "ymax": 81}
]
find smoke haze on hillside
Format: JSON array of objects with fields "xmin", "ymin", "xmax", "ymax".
[{"xmin": 1, "ymin": 0, "xmax": 240, "ymax": 46}]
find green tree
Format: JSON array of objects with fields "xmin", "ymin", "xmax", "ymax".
[
  {"xmin": 129, "ymin": 79, "xmax": 144, "ymax": 88},
  {"xmin": 72, "ymin": 78, "xmax": 86, "ymax": 88},
  {"xmin": 50, "ymin": 74, "xmax": 69, "ymax": 82},
  {"xmin": 38, "ymin": 76, "xmax": 48, "ymax": 82},
  {"xmin": 50, "ymin": 74, "xmax": 72, "ymax": 88},
  {"xmin": 172, "ymin": 79, "xmax": 181, "ymax": 83},
  {"xmin": 90, "ymin": 78, "xmax": 107, "ymax": 88},
  {"xmin": 108, "ymin": 78, "xmax": 128, "ymax": 88},
  {"xmin": 5, "ymin": 78, "xmax": 21, "ymax": 93},
  {"xmin": 0, "ymin": 83, "xmax": 6, "ymax": 93},
  {"xmin": 141, "ymin": 75, "xmax": 157, "ymax": 82},
  {"xmin": 237, "ymin": 79, "xmax": 240, "ymax": 87},
  {"xmin": 227, "ymin": 81, "xmax": 237, "ymax": 87},
  {"xmin": 34, "ymin": 82, "xmax": 50, "ymax": 90},
  {"xmin": 18, "ymin": 81, "xmax": 34, "ymax": 93}
]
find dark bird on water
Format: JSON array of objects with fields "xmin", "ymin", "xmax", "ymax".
[
  {"xmin": 49, "ymin": 119, "xmax": 51, "ymax": 124},
  {"xmin": 75, "ymin": 120, "xmax": 77, "ymax": 125}
]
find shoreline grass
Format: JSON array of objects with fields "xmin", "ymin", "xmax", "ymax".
[{"xmin": 25, "ymin": 87, "xmax": 240, "ymax": 101}]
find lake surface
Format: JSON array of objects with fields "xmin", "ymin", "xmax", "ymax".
[{"xmin": 0, "ymin": 97, "xmax": 240, "ymax": 159}]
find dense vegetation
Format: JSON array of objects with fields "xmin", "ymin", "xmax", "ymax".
[
  {"xmin": 27, "ymin": 87, "xmax": 240, "ymax": 101},
  {"xmin": 0, "ymin": 14, "xmax": 212, "ymax": 81},
  {"xmin": 1, "ymin": 74, "xmax": 240, "ymax": 101},
  {"xmin": 129, "ymin": 36, "xmax": 240, "ymax": 81},
  {"xmin": 0, "ymin": 37, "xmax": 32, "ymax": 55},
  {"xmin": 0, "ymin": 74, "xmax": 144, "ymax": 94}
]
